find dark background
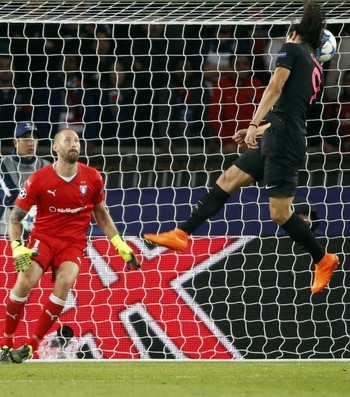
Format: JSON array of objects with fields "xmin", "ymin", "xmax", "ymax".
[{"xmin": 186, "ymin": 236, "xmax": 350, "ymax": 359}]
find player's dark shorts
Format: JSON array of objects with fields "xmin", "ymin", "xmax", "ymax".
[{"xmin": 234, "ymin": 112, "xmax": 307, "ymax": 197}]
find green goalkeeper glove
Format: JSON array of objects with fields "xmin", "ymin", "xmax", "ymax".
[
  {"xmin": 111, "ymin": 235, "xmax": 141, "ymax": 270},
  {"xmin": 11, "ymin": 240, "xmax": 39, "ymax": 273}
]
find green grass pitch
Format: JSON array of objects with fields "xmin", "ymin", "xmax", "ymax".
[{"xmin": 1, "ymin": 361, "xmax": 350, "ymax": 397}]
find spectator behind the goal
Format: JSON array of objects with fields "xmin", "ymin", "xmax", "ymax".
[
  {"xmin": 209, "ymin": 53, "xmax": 264, "ymax": 152},
  {"xmin": 0, "ymin": 55, "xmax": 33, "ymax": 148},
  {"xmin": 235, "ymin": 22, "xmax": 271, "ymax": 86},
  {"xmin": 263, "ymin": 25, "xmax": 289, "ymax": 74},
  {"xmin": 144, "ymin": 0, "xmax": 340, "ymax": 295},
  {"xmin": 0, "ymin": 122, "xmax": 50, "ymax": 238},
  {"xmin": 201, "ymin": 25, "xmax": 239, "ymax": 84},
  {"xmin": 47, "ymin": 53, "xmax": 100, "ymax": 154},
  {"xmin": 322, "ymin": 69, "xmax": 350, "ymax": 153},
  {"xmin": 156, "ymin": 56, "xmax": 218, "ymax": 154},
  {"xmin": 80, "ymin": 26, "xmax": 115, "ymax": 89},
  {"xmin": 129, "ymin": 24, "xmax": 171, "ymax": 148},
  {"xmin": 1, "ymin": 23, "xmax": 66, "ymax": 143},
  {"xmin": 98, "ymin": 59, "xmax": 137, "ymax": 149},
  {"xmin": 324, "ymin": 24, "xmax": 350, "ymax": 102},
  {"xmin": 0, "ymin": 129, "xmax": 141, "ymax": 364}
]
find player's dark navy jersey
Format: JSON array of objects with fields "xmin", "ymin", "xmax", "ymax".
[
  {"xmin": 235, "ymin": 41, "xmax": 324, "ymax": 197},
  {"xmin": 273, "ymin": 42, "xmax": 323, "ymax": 133}
]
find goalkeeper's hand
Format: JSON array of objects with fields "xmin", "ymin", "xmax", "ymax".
[
  {"xmin": 111, "ymin": 235, "xmax": 141, "ymax": 270},
  {"xmin": 11, "ymin": 240, "xmax": 39, "ymax": 273}
]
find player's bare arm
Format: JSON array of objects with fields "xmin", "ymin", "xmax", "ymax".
[
  {"xmin": 245, "ymin": 67, "xmax": 290, "ymax": 148},
  {"xmin": 233, "ymin": 123, "xmax": 271, "ymax": 146},
  {"xmin": 8, "ymin": 205, "xmax": 38, "ymax": 273},
  {"xmin": 93, "ymin": 201, "xmax": 141, "ymax": 269},
  {"xmin": 92, "ymin": 201, "xmax": 120, "ymax": 241},
  {"xmin": 8, "ymin": 205, "xmax": 28, "ymax": 241}
]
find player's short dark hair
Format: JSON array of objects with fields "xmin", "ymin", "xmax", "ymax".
[{"xmin": 289, "ymin": 0, "xmax": 326, "ymax": 51}]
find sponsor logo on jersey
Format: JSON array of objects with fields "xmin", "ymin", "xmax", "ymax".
[
  {"xmin": 48, "ymin": 206, "xmax": 87, "ymax": 213},
  {"xmin": 277, "ymin": 52, "xmax": 287, "ymax": 58}
]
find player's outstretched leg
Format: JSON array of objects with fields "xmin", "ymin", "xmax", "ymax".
[
  {"xmin": 144, "ymin": 228, "xmax": 189, "ymax": 252},
  {"xmin": 311, "ymin": 253, "xmax": 339, "ymax": 294},
  {"xmin": 9, "ymin": 344, "xmax": 33, "ymax": 364},
  {"xmin": 0, "ymin": 346, "xmax": 12, "ymax": 364}
]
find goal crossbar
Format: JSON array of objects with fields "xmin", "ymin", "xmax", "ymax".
[{"xmin": 0, "ymin": 1, "xmax": 349, "ymax": 25}]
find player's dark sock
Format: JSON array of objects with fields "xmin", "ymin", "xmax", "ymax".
[
  {"xmin": 179, "ymin": 183, "xmax": 231, "ymax": 235},
  {"xmin": 281, "ymin": 212, "xmax": 325, "ymax": 263}
]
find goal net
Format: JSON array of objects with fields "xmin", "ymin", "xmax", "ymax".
[{"xmin": 0, "ymin": 0, "xmax": 349, "ymax": 360}]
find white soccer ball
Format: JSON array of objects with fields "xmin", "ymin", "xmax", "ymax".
[{"xmin": 314, "ymin": 29, "xmax": 337, "ymax": 63}]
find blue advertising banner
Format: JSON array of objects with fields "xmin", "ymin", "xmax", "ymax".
[{"xmin": 98, "ymin": 186, "xmax": 350, "ymax": 237}]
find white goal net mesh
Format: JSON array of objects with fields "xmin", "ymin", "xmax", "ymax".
[{"xmin": 0, "ymin": 1, "xmax": 349, "ymax": 359}]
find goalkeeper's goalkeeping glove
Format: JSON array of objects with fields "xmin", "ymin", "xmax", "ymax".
[
  {"xmin": 111, "ymin": 235, "xmax": 141, "ymax": 270},
  {"xmin": 11, "ymin": 240, "xmax": 39, "ymax": 273}
]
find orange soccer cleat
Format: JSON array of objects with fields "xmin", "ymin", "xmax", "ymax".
[
  {"xmin": 311, "ymin": 253, "xmax": 339, "ymax": 294},
  {"xmin": 144, "ymin": 228, "xmax": 189, "ymax": 252}
]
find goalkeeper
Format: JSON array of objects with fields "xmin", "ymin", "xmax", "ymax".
[
  {"xmin": 145, "ymin": 1, "xmax": 339, "ymax": 294},
  {"xmin": 0, "ymin": 129, "xmax": 141, "ymax": 364}
]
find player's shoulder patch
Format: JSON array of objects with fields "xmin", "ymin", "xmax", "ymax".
[
  {"xmin": 277, "ymin": 52, "xmax": 287, "ymax": 58},
  {"xmin": 18, "ymin": 186, "xmax": 27, "ymax": 200}
]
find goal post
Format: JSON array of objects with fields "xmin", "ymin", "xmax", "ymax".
[{"xmin": 0, "ymin": 1, "xmax": 349, "ymax": 359}]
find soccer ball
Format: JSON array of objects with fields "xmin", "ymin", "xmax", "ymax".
[{"xmin": 314, "ymin": 29, "xmax": 337, "ymax": 63}]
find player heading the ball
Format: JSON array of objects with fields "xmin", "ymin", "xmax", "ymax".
[{"xmin": 144, "ymin": 0, "xmax": 339, "ymax": 295}]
